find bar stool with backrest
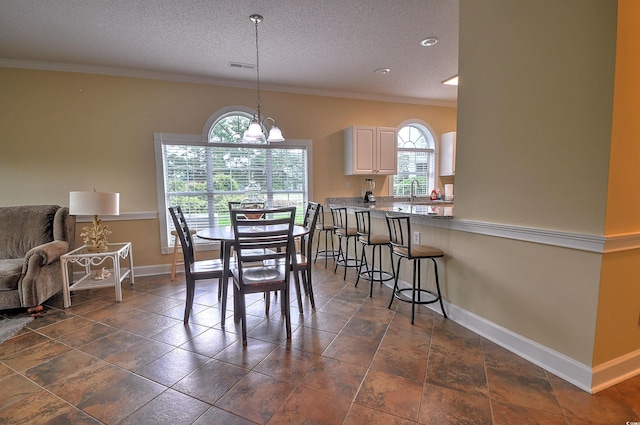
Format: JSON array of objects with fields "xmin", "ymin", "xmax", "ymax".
[
  {"xmin": 169, "ymin": 206, "xmax": 231, "ymax": 324},
  {"xmin": 386, "ymin": 214, "xmax": 447, "ymax": 324},
  {"xmin": 313, "ymin": 204, "xmax": 337, "ymax": 268},
  {"xmin": 331, "ymin": 206, "xmax": 360, "ymax": 280},
  {"xmin": 354, "ymin": 209, "xmax": 395, "ymax": 297},
  {"xmin": 230, "ymin": 206, "xmax": 296, "ymax": 346}
]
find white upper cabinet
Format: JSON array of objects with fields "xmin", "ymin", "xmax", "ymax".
[
  {"xmin": 344, "ymin": 126, "xmax": 398, "ymax": 175},
  {"xmin": 440, "ymin": 131, "xmax": 456, "ymax": 176}
]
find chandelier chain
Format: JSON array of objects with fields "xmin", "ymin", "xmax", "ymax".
[{"xmin": 253, "ymin": 15, "xmax": 262, "ymax": 120}]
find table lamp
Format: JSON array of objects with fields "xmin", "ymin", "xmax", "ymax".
[{"xmin": 69, "ymin": 191, "xmax": 120, "ymax": 252}]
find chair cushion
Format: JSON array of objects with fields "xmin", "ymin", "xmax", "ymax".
[
  {"xmin": 335, "ymin": 227, "xmax": 357, "ymax": 237},
  {"xmin": 359, "ymin": 234, "xmax": 390, "ymax": 245},
  {"xmin": 0, "ymin": 259, "xmax": 23, "ymax": 291},
  {"xmin": 234, "ymin": 264, "xmax": 288, "ymax": 286},
  {"xmin": 393, "ymin": 244, "xmax": 444, "ymax": 259}
]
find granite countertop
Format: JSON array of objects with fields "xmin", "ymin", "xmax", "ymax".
[{"xmin": 325, "ymin": 196, "xmax": 454, "ymax": 218}]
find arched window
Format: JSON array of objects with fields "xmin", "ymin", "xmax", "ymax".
[
  {"xmin": 155, "ymin": 107, "xmax": 311, "ymax": 252},
  {"xmin": 208, "ymin": 111, "xmax": 252, "ymax": 143},
  {"xmin": 392, "ymin": 121, "xmax": 436, "ymax": 197}
]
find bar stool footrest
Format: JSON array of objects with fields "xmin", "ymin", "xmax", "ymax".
[
  {"xmin": 336, "ymin": 258, "xmax": 361, "ymax": 268},
  {"xmin": 315, "ymin": 249, "xmax": 339, "ymax": 258},
  {"xmin": 393, "ymin": 288, "xmax": 441, "ymax": 305},
  {"xmin": 359, "ymin": 270, "xmax": 394, "ymax": 282}
]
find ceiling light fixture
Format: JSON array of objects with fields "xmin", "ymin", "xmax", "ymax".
[
  {"xmin": 420, "ymin": 37, "xmax": 439, "ymax": 47},
  {"xmin": 242, "ymin": 14, "xmax": 284, "ymax": 143},
  {"xmin": 442, "ymin": 75, "xmax": 459, "ymax": 86},
  {"xmin": 374, "ymin": 68, "xmax": 391, "ymax": 75}
]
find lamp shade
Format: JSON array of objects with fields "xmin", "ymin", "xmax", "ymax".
[
  {"xmin": 267, "ymin": 126, "xmax": 284, "ymax": 142},
  {"xmin": 245, "ymin": 121, "xmax": 264, "ymax": 138},
  {"xmin": 69, "ymin": 191, "xmax": 120, "ymax": 216}
]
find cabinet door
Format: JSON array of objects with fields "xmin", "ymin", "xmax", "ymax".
[
  {"xmin": 353, "ymin": 127, "xmax": 376, "ymax": 173},
  {"xmin": 440, "ymin": 131, "xmax": 456, "ymax": 176},
  {"xmin": 376, "ymin": 127, "xmax": 398, "ymax": 174},
  {"xmin": 345, "ymin": 126, "xmax": 375, "ymax": 174}
]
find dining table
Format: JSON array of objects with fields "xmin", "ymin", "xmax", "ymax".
[{"xmin": 196, "ymin": 224, "xmax": 310, "ymax": 326}]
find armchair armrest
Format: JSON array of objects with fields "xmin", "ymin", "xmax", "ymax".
[{"xmin": 24, "ymin": 241, "xmax": 70, "ymax": 268}]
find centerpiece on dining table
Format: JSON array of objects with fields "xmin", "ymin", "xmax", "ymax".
[{"xmin": 241, "ymin": 179, "xmax": 265, "ymax": 220}]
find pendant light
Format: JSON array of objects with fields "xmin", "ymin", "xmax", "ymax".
[{"xmin": 242, "ymin": 14, "xmax": 284, "ymax": 143}]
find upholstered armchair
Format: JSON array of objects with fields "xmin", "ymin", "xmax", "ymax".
[{"xmin": 0, "ymin": 205, "xmax": 75, "ymax": 310}]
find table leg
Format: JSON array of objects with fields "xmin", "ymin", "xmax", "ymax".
[
  {"xmin": 61, "ymin": 258, "xmax": 71, "ymax": 308},
  {"xmin": 127, "ymin": 243, "xmax": 135, "ymax": 285},
  {"xmin": 113, "ymin": 253, "xmax": 123, "ymax": 302},
  {"xmin": 220, "ymin": 241, "xmax": 231, "ymax": 327}
]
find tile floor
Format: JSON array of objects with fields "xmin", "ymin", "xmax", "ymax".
[{"xmin": 1, "ymin": 262, "xmax": 639, "ymax": 424}]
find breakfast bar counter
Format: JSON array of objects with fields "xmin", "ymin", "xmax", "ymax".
[{"xmin": 325, "ymin": 196, "xmax": 454, "ymax": 223}]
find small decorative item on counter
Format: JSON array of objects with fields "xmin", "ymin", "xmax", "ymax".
[{"xmin": 430, "ymin": 189, "xmax": 439, "ymax": 200}]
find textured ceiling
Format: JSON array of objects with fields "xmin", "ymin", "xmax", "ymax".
[{"xmin": 0, "ymin": 0, "xmax": 459, "ymax": 106}]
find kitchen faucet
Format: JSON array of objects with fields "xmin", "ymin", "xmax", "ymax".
[{"xmin": 410, "ymin": 179, "xmax": 420, "ymax": 202}]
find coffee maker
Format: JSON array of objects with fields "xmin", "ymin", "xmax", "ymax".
[{"xmin": 363, "ymin": 178, "xmax": 376, "ymax": 203}]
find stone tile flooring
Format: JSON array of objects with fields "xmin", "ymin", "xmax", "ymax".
[{"xmin": 0, "ymin": 263, "xmax": 639, "ymax": 424}]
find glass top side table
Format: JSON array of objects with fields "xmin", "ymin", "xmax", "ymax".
[{"xmin": 60, "ymin": 242, "xmax": 134, "ymax": 308}]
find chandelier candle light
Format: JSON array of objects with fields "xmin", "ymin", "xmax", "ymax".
[
  {"xmin": 69, "ymin": 191, "xmax": 120, "ymax": 252},
  {"xmin": 242, "ymin": 14, "xmax": 285, "ymax": 143}
]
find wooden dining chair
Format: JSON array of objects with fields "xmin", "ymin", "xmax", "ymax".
[
  {"xmin": 169, "ymin": 206, "xmax": 230, "ymax": 324},
  {"xmin": 292, "ymin": 201, "xmax": 320, "ymax": 310},
  {"xmin": 230, "ymin": 206, "xmax": 296, "ymax": 346}
]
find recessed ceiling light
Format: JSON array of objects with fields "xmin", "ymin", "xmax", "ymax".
[
  {"xmin": 420, "ymin": 37, "xmax": 439, "ymax": 47},
  {"xmin": 442, "ymin": 75, "xmax": 458, "ymax": 86},
  {"xmin": 374, "ymin": 68, "xmax": 391, "ymax": 75}
]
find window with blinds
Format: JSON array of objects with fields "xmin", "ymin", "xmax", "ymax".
[
  {"xmin": 392, "ymin": 123, "xmax": 436, "ymax": 197},
  {"xmin": 154, "ymin": 111, "xmax": 310, "ymax": 253}
]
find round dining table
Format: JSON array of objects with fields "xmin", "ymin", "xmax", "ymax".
[{"xmin": 196, "ymin": 224, "xmax": 310, "ymax": 326}]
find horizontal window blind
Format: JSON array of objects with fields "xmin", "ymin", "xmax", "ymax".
[{"xmin": 158, "ymin": 139, "xmax": 308, "ymax": 248}]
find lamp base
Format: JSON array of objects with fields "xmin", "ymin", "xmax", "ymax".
[{"xmin": 80, "ymin": 215, "xmax": 112, "ymax": 252}]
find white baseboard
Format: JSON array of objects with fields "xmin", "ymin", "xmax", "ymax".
[
  {"xmin": 591, "ymin": 348, "xmax": 640, "ymax": 393},
  {"xmin": 442, "ymin": 301, "xmax": 593, "ymax": 392}
]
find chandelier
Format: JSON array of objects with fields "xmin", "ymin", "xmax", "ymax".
[{"xmin": 242, "ymin": 14, "xmax": 284, "ymax": 143}]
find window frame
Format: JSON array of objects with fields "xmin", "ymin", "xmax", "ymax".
[
  {"xmin": 154, "ymin": 128, "xmax": 312, "ymax": 254},
  {"xmin": 390, "ymin": 119, "xmax": 439, "ymax": 197}
]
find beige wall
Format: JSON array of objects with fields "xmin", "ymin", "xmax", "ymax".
[
  {"xmin": 457, "ymin": 0, "xmax": 615, "ymax": 235},
  {"xmin": 0, "ymin": 67, "xmax": 456, "ymax": 267},
  {"xmin": 455, "ymin": 0, "xmax": 627, "ymax": 367}
]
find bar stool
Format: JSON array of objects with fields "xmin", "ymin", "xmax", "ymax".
[
  {"xmin": 354, "ymin": 209, "xmax": 394, "ymax": 297},
  {"xmin": 170, "ymin": 229, "xmax": 197, "ymax": 280},
  {"xmin": 314, "ymin": 204, "xmax": 338, "ymax": 268},
  {"xmin": 386, "ymin": 214, "xmax": 447, "ymax": 324},
  {"xmin": 331, "ymin": 206, "xmax": 360, "ymax": 280}
]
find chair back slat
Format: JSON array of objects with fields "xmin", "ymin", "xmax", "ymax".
[
  {"xmin": 168, "ymin": 206, "xmax": 196, "ymax": 269},
  {"xmin": 330, "ymin": 206, "xmax": 349, "ymax": 230},
  {"xmin": 386, "ymin": 214, "xmax": 411, "ymax": 251},
  {"xmin": 301, "ymin": 202, "xmax": 320, "ymax": 256},
  {"xmin": 231, "ymin": 206, "xmax": 296, "ymax": 280},
  {"xmin": 315, "ymin": 204, "xmax": 325, "ymax": 228},
  {"xmin": 354, "ymin": 209, "xmax": 371, "ymax": 242}
]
